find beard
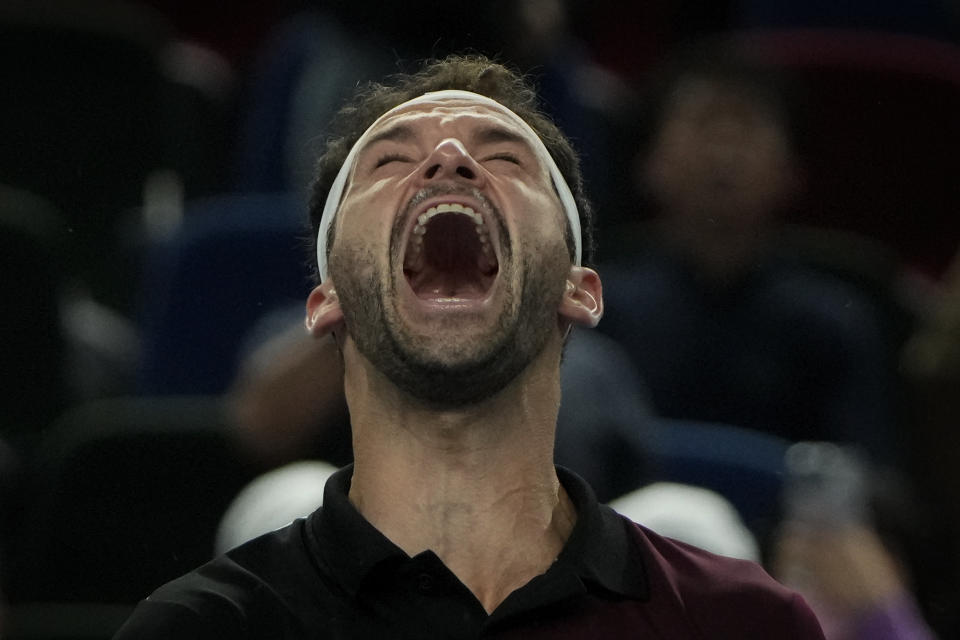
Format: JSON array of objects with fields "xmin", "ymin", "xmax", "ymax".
[{"xmin": 329, "ymin": 236, "xmax": 568, "ymax": 408}]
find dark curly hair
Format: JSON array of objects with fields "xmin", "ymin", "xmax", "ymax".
[{"xmin": 307, "ymin": 54, "xmax": 595, "ymax": 281}]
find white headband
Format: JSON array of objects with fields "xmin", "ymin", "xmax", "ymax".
[{"xmin": 315, "ymin": 89, "xmax": 581, "ymax": 280}]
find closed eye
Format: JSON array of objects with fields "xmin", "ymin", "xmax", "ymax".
[
  {"xmin": 482, "ymin": 152, "xmax": 521, "ymax": 165},
  {"xmin": 375, "ymin": 153, "xmax": 412, "ymax": 167}
]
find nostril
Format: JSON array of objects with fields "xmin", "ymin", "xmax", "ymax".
[{"xmin": 423, "ymin": 161, "xmax": 477, "ymax": 181}]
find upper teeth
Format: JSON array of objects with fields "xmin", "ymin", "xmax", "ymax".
[
  {"xmin": 412, "ymin": 203, "xmax": 491, "ymax": 252},
  {"xmin": 416, "ymin": 203, "xmax": 484, "ymax": 227},
  {"xmin": 407, "ymin": 202, "xmax": 495, "ymax": 267}
]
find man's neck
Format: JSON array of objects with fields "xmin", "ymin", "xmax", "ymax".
[{"xmin": 342, "ymin": 340, "xmax": 576, "ymax": 613}]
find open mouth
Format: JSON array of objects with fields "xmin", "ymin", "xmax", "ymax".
[{"xmin": 402, "ymin": 203, "xmax": 499, "ymax": 300}]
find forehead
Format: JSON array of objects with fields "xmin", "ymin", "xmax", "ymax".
[{"xmin": 362, "ymin": 100, "xmax": 539, "ymax": 147}]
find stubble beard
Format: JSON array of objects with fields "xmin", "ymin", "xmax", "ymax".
[{"xmin": 329, "ymin": 241, "xmax": 568, "ymax": 408}]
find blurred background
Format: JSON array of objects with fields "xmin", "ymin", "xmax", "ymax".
[{"xmin": 1, "ymin": 0, "xmax": 959, "ymax": 637}]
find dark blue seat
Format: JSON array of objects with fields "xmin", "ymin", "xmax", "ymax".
[
  {"xmin": 137, "ymin": 192, "xmax": 312, "ymax": 395},
  {"xmin": 644, "ymin": 417, "xmax": 790, "ymax": 536}
]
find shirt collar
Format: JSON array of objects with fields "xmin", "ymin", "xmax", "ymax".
[
  {"xmin": 553, "ymin": 465, "xmax": 649, "ymax": 600},
  {"xmin": 308, "ymin": 465, "xmax": 405, "ymax": 597},
  {"xmin": 307, "ymin": 464, "xmax": 649, "ymax": 600}
]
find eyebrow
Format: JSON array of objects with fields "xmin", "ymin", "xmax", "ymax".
[
  {"xmin": 363, "ymin": 124, "xmax": 416, "ymax": 148},
  {"xmin": 472, "ymin": 125, "xmax": 529, "ymax": 146}
]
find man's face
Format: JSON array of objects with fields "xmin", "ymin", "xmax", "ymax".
[
  {"xmin": 645, "ymin": 77, "xmax": 796, "ymax": 230},
  {"xmin": 326, "ymin": 100, "xmax": 572, "ymax": 406}
]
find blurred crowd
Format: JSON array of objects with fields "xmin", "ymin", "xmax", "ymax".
[{"xmin": 1, "ymin": 0, "xmax": 959, "ymax": 637}]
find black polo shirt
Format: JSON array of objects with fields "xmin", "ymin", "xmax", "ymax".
[{"xmin": 115, "ymin": 466, "xmax": 824, "ymax": 639}]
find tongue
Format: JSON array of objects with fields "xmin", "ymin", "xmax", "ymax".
[{"xmin": 411, "ymin": 270, "xmax": 489, "ymax": 299}]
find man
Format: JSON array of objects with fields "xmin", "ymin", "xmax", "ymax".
[
  {"xmin": 115, "ymin": 55, "xmax": 824, "ymax": 638},
  {"xmin": 599, "ymin": 40, "xmax": 899, "ymax": 465}
]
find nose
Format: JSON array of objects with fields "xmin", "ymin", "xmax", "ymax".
[{"xmin": 419, "ymin": 138, "xmax": 485, "ymax": 186}]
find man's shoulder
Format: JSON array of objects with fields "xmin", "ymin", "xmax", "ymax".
[
  {"xmin": 114, "ymin": 516, "xmax": 328, "ymax": 639},
  {"xmin": 624, "ymin": 520, "xmax": 825, "ymax": 639},
  {"xmin": 628, "ymin": 519, "xmax": 772, "ymax": 589}
]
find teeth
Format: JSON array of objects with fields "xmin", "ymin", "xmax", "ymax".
[
  {"xmin": 404, "ymin": 235, "xmax": 425, "ymax": 271},
  {"xmin": 417, "ymin": 203, "xmax": 482, "ymax": 226}
]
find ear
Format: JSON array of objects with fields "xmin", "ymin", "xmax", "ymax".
[
  {"xmin": 305, "ymin": 279, "xmax": 344, "ymax": 338},
  {"xmin": 558, "ymin": 266, "xmax": 603, "ymax": 328}
]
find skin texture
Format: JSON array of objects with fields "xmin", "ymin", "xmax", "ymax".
[{"xmin": 304, "ymin": 99, "xmax": 603, "ymax": 612}]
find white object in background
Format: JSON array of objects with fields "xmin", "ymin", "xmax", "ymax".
[
  {"xmin": 215, "ymin": 460, "xmax": 337, "ymax": 555},
  {"xmin": 610, "ymin": 482, "xmax": 761, "ymax": 562}
]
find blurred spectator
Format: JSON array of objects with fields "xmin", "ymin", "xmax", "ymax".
[
  {"xmin": 773, "ymin": 525, "xmax": 938, "ymax": 640},
  {"xmin": 598, "ymin": 38, "xmax": 900, "ymax": 465},
  {"xmin": 228, "ymin": 309, "xmax": 351, "ymax": 470},
  {"xmin": 902, "ymin": 246, "xmax": 960, "ymax": 387},
  {"xmin": 772, "ymin": 442, "xmax": 940, "ymax": 640},
  {"xmin": 902, "ymin": 250, "xmax": 960, "ymax": 438},
  {"xmin": 899, "ymin": 247, "xmax": 960, "ymax": 635}
]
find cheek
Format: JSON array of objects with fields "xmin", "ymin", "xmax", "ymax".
[
  {"xmin": 328, "ymin": 212, "xmax": 391, "ymax": 287},
  {"xmin": 328, "ymin": 239, "xmax": 377, "ymax": 287},
  {"xmin": 509, "ymin": 183, "xmax": 568, "ymax": 248},
  {"xmin": 334, "ymin": 188, "xmax": 404, "ymax": 251}
]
